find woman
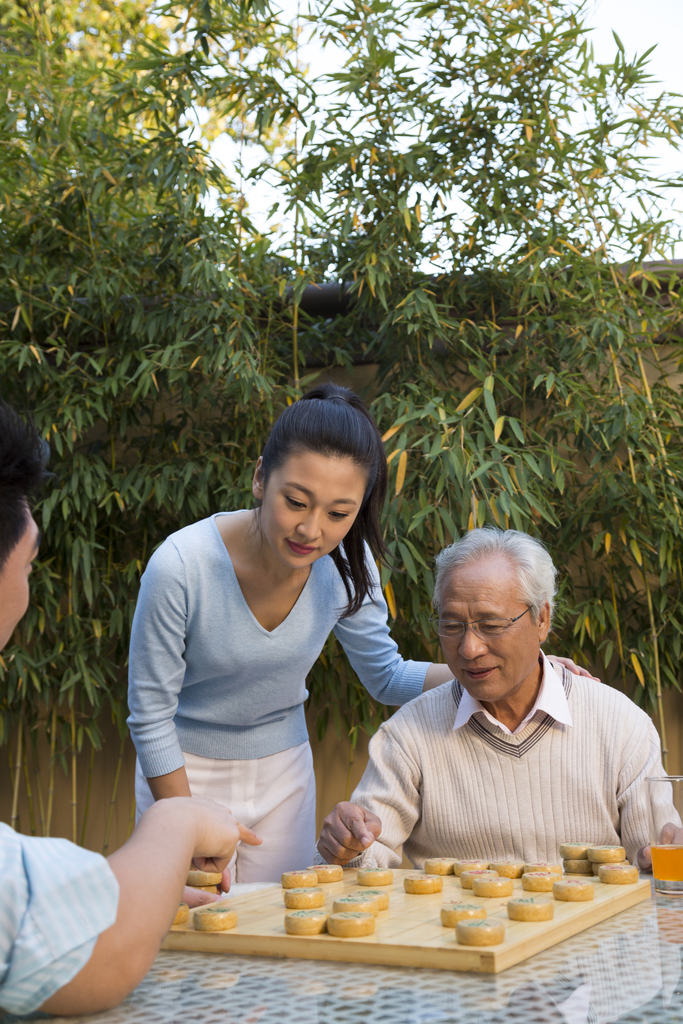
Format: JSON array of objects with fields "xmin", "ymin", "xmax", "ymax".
[{"xmin": 128, "ymin": 383, "xmax": 584, "ymax": 882}]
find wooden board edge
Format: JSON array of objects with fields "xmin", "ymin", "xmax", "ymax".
[{"xmin": 486, "ymin": 878, "xmax": 652, "ymax": 973}]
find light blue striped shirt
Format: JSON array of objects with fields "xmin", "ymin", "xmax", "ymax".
[{"xmin": 0, "ymin": 823, "xmax": 119, "ymax": 1016}]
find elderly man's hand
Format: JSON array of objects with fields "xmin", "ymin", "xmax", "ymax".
[
  {"xmin": 637, "ymin": 821, "xmax": 683, "ymax": 871},
  {"xmin": 317, "ymin": 801, "xmax": 382, "ymax": 865}
]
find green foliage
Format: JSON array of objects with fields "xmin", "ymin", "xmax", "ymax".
[{"xmin": 2, "ymin": 0, "xmax": 683, "ymax": 840}]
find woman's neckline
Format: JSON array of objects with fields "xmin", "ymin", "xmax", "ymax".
[{"xmin": 210, "ymin": 511, "xmax": 316, "ymax": 635}]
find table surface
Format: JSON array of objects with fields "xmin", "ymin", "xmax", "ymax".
[{"xmin": 15, "ymin": 883, "xmax": 683, "ymax": 1024}]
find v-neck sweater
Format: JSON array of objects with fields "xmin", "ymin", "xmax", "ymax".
[
  {"xmin": 343, "ymin": 669, "xmax": 664, "ymax": 868},
  {"xmin": 127, "ymin": 513, "xmax": 429, "ymax": 776}
]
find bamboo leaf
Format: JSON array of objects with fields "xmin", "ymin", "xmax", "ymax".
[
  {"xmin": 630, "ymin": 539, "xmax": 643, "ymax": 566},
  {"xmin": 631, "ymin": 652, "xmax": 645, "ymax": 686},
  {"xmin": 395, "ymin": 450, "xmax": 408, "ymax": 495},
  {"xmin": 384, "ymin": 580, "xmax": 397, "ymax": 618},
  {"xmin": 494, "ymin": 416, "xmax": 505, "ymax": 442},
  {"xmin": 455, "ymin": 388, "xmax": 482, "ymax": 413}
]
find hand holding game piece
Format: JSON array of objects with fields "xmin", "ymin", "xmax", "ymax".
[{"xmin": 317, "ymin": 801, "xmax": 382, "ymax": 865}]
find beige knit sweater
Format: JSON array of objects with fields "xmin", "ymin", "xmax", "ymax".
[{"xmin": 349, "ymin": 670, "xmax": 663, "ymax": 868}]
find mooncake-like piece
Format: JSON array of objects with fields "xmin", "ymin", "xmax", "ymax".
[{"xmin": 456, "ymin": 919, "xmax": 505, "ymax": 946}]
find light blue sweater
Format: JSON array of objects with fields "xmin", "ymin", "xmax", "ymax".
[{"xmin": 127, "ymin": 513, "xmax": 430, "ymax": 777}]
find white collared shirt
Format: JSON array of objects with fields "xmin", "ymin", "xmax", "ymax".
[{"xmin": 453, "ymin": 652, "xmax": 573, "ymax": 736}]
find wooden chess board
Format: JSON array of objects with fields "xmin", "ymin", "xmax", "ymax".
[{"xmin": 161, "ymin": 867, "xmax": 652, "ymax": 973}]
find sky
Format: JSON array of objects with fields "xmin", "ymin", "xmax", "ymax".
[{"xmin": 209, "ymin": 0, "xmax": 683, "ymax": 257}]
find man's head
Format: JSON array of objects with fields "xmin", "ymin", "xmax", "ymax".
[
  {"xmin": 433, "ymin": 528, "xmax": 557, "ymax": 705},
  {"xmin": 0, "ymin": 402, "xmax": 44, "ymax": 649}
]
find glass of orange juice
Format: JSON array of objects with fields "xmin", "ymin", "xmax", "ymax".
[{"xmin": 647, "ymin": 776, "xmax": 683, "ymax": 895}]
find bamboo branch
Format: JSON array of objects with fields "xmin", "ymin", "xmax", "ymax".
[
  {"xmin": 31, "ymin": 726, "xmax": 46, "ymax": 837},
  {"xmin": 80, "ymin": 742, "xmax": 95, "ymax": 847},
  {"xmin": 103, "ymin": 736, "xmax": 125, "ymax": 856},
  {"xmin": 10, "ymin": 705, "xmax": 24, "ymax": 831},
  {"xmin": 643, "ymin": 570, "xmax": 668, "ymax": 771},
  {"xmin": 22, "ymin": 724, "xmax": 36, "ymax": 835},
  {"xmin": 45, "ymin": 703, "xmax": 57, "ymax": 837},
  {"xmin": 70, "ymin": 705, "xmax": 78, "ymax": 844}
]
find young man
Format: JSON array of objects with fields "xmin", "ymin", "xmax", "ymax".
[{"xmin": 0, "ymin": 401, "xmax": 261, "ymax": 1017}]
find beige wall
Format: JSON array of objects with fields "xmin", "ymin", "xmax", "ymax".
[
  {"xmin": 2, "ymin": 689, "xmax": 681, "ymax": 855},
  {"xmin": 0, "ymin": 709, "xmax": 371, "ymax": 854}
]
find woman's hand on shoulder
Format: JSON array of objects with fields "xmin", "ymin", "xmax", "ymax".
[{"xmin": 547, "ymin": 656, "xmax": 600, "ymax": 681}]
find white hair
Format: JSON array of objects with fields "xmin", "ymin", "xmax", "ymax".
[{"xmin": 433, "ymin": 528, "xmax": 558, "ymax": 622}]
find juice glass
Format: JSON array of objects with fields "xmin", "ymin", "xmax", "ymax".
[{"xmin": 647, "ymin": 776, "xmax": 683, "ymax": 895}]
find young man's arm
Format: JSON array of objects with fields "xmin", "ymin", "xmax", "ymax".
[{"xmin": 41, "ymin": 797, "xmax": 260, "ymax": 1016}]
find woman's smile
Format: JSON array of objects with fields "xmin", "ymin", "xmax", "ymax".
[{"xmin": 286, "ymin": 538, "xmax": 317, "ymax": 556}]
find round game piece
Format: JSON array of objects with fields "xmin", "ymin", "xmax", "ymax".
[
  {"xmin": 507, "ymin": 897, "xmax": 555, "ymax": 922},
  {"xmin": 351, "ymin": 888, "xmax": 390, "ymax": 910},
  {"xmin": 489, "ymin": 860, "xmax": 525, "ymax": 878},
  {"xmin": 333, "ymin": 895, "xmax": 380, "ymax": 916},
  {"xmin": 440, "ymin": 902, "xmax": 487, "ymax": 927},
  {"xmin": 284, "ymin": 887, "xmax": 325, "ymax": 910},
  {"xmin": 282, "ymin": 870, "xmax": 319, "ymax": 889},
  {"xmin": 587, "ymin": 845, "xmax": 625, "ymax": 864},
  {"xmin": 284, "ymin": 910, "xmax": 329, "ymax": 935},
  {"xmin": 559, "ymin": 843, "xmax": 591, "ymax": 860},
  {"xmin": 523, "ymin": 862, "xmax": 562, "ymax": 876},
  {"xmin": 553, "ymin": 879, "xmax": 594, "ymax": 902},
  {"xmin": 356, "ymin": 868, "xmax": 393, "ymax": 886},
  {"xmin": 424, "ymin": 858, "xmax": 457, "ymax": 875},
  {"xmin": 404, "ymin": 873, "xmax": 443, "ymax": 894},
  {"xmin": 194, "ymin": 905, "xmax": 238, "ymax": 931},
  {"xmin": 187, "ymin": 869, "xmax": 223, "ymax": 886},
  {"xmin": 327, "ymin": 911, "xmax": 375, "ymax": 937},
  {"xmin": 592, "ymin": 859, "xmax": 627, "ymax": 875},
  {"xmin": 173, "ymin": 903, "xmax": 189, "ymax": 926},
  {"xmin": 191, "ymin": 884, "xmax": 220, "ymax": 893},
  {"xmin": 460, "ymin": 869, "xmax": 498, "ymax": 890},
  {"xmin": 456, "ymin": 919, "xmax": 505, "ymax": 946},
  {"xmin": 598, "ymin": 863, "xmax": 639, "ymax": 885},
  {"xmin": 453, "ymin": 859, "xmax": 490, "ymax": 876},
  {"xmin": 522, "ymin": 872, "xmax": 555, "ymax": 893},
  {"xmin": 472, "ymin": 877, "xmax": 514, "ymax": 898},
  {"xmin": 563, "ymin": 859, "xmax": 593, "ymax": 875},
  {"xmin": 307, "ymin": 864, "xmax": 344, "ymax": 883}
]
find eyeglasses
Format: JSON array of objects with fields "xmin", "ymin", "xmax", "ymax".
[{"xmin": 429, "ymin": 607, "xmax": 531, "ymax": 640}]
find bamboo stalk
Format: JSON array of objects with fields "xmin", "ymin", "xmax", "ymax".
[
  {"xmin": 10, "ymin": 706, "xmax": 24, "ymax": 831},
  {"xmin": 22, "ymin": 725, "xmax": 37, "ymax": 835},
  {"xmin": 30, "ymin": 725, "xmax": 46, "ymax": 837},
  {"xmin": 608, "ymin": 565, "xmax": 628, "ymax": 692},
  {"xmin": 103, "ymin": 736, "xmax": 125, "ymax": 856},
  {"xmin": 643, "ymin": 571, "xmax": 668, "ymax": 771},
  {"xmin": 127, "ymin": 796, "xmax": 136, "ymax": 840},
  {"xmin": 80, "ymin": 743, "xmax": 95, "ymax": 847},
  {"xmin": 70, "ymin": 705, "xmax": 78, "ymax": 844},
  {"xmin": 45, "ymin": 703, "xmax": 57, "ymax": 837},
  {"xmin": 292, "ymin": 300, "xmax": 299, "ymax": 390}
]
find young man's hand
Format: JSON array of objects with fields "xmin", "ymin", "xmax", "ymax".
[{"xmin": 41, "ymin": 797, "xmax": 261, "ymax": 1015}]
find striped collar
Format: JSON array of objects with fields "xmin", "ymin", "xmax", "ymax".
[{"xmin": 453, "ymin": 653, "xmax": 573, "ymax": 737}]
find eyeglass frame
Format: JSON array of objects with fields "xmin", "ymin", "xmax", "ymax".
[{"xmin": 429, "ymin": 607, "xmax": 532, "ymax": 640}]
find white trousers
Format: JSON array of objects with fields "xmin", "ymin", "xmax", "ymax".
[{"xmin": 135, "ymin": 742, "xmax": 317, "ymax": 883}]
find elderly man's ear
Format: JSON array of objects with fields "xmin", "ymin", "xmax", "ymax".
[{"xmin": 537, "ymin": 603, "xmax": 551, "ymax": 645}]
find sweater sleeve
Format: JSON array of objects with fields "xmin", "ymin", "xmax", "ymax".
[
  {"xmin": 333, "ymin": 549, "xmax": 429, "ymax": 706},
  {"xmin": 126, "ymin": 540, "xmax": 189, "ymax": 778},
  {"xmin": 617, "ymin": 713, "xmax": 668, "ymax": 864},
  {"xmin": 347, "ymin": 721, "xmax": 423, "ymax": 869}
]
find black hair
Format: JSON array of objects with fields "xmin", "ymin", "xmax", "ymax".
[
  {"xmin": 0, "ymin": 402, "xmax": 45, "ymax": 572},
  {"xmin": 260, "ymin": 383, "xmax": 389, "ymax": 617}
]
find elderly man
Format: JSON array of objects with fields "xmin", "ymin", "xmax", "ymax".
[{"xmin": 318, "ymin": 528, "xmax": 667, "ymax": 869}]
